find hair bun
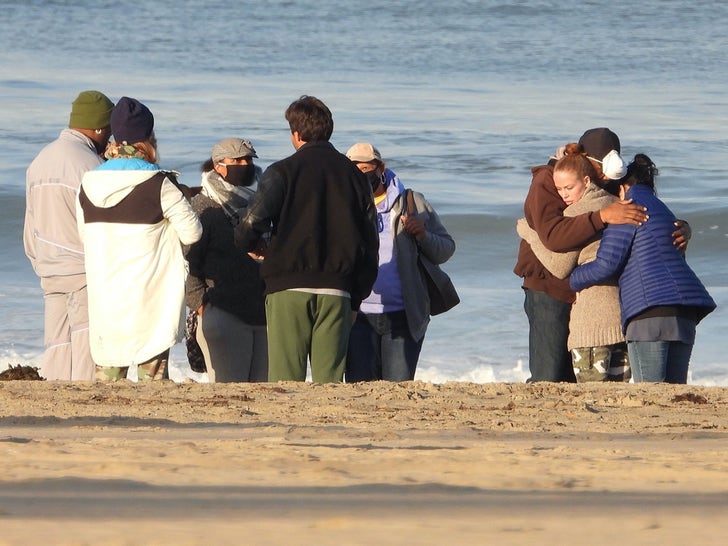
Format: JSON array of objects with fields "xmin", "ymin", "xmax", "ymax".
[{"xmin": 563, "ymin": 142, "xmax": 585, "ymax": 156}]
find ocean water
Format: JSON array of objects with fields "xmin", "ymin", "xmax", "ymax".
[{"xmin": 1, "ymin": 0, "xmax": 726, "ymax": 384}]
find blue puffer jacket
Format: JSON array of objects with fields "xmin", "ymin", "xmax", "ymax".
[{"xmin": 570, "ymin": 184, "xmax": 715, "ymax": 331}]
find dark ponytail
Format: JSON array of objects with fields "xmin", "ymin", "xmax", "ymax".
[{"xmin": 622, "ymin": 153, "xmax": 658, "ymax": 194}]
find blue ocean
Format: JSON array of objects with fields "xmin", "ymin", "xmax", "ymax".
[{"xmin": 1, "ymin": 0, "xmax": 726, "ymax": 383}]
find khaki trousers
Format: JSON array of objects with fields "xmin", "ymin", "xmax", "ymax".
[{"xmin": 41, "ymin": 287, "xmax": 95, "ymax": 381}]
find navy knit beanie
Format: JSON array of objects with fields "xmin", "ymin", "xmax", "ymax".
[{"xmin": 111, "ymin": 96, "xmax": 154, "ymax": 144}]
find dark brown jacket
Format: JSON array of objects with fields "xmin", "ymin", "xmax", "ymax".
[{"xmin": 513, "ymin": 164, "xmax": 606, "ymax": 303}]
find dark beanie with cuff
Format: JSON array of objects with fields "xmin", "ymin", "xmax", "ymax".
[
  {"xmin": 111, "ymin": 96, "xmax": 154, "ymax": 144},
  {"xmin": 68, "ymin": 90, "xmax": 114, "ymax": 130}
]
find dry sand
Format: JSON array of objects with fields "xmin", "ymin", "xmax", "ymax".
[{"xmin": 1, "ymin": 379, "xmax": 728, "ymax": 545}]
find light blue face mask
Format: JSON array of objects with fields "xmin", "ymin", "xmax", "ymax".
[{"xmin": 588, "ymin": 149, "xmax": 626, "ymax": 180}]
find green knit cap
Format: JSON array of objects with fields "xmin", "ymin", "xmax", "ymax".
[{"xmin": 68, "ymin": 90, "xmax": 114, "ymax": 129}]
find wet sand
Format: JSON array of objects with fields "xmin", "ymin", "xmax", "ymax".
[{"xmin": 1, "ymin": 380, "xmax": 728, "ymax": 545}]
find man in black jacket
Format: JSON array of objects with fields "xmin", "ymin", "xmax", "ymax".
[{"xmin": 235, "ymin": 95, "xmax": 379, "ymax": 382}]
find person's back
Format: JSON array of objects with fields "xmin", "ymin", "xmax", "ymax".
[
  {"xmin": 23, "ymin": 90, "xmax": 114, "ymax": 381},
  {"xmin": 78, "ymin": 97, "xmax": 202, "ymax": 380},
  {"xmin": 25, "ymin": 131, "xmax": 102, "ymax": 283},
  {"xmin": 235, "ymin": 95, "xmax": 379, "ymax": 383},
  {"xmin": 259, "ymin": 141, "xmax": 376, "ymax": 298},
  {"xmin": 570, "ymin": 154, "xmax": 715, "ymax": 383},
  {"xmin": 610, "ymin": 185, "xmax": 713, "ymax": 325}
]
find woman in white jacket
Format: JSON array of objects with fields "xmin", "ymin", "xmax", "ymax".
[{"xmin": 77, "ymin": 97, "xmax": 202, "ymax": 381}]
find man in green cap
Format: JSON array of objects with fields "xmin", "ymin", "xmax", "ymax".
[{"xmin": 23, "ymin": 90, "xmax": 114, "ymax": 381}]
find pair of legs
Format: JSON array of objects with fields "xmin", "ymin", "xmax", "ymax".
[
  {"xmin": 346, "ymin": 311, "xmax": 424, "ymax": 382},
  {"xmin": 94, "ymin": 349, "xmax": 170, "ymax": 381},
  {"xmin": 571, "ymin": 342, "xmax": 631, "ymax": 382},
  {"xmin": 627, "ymin": 341, "xmax": 693, "ymax": 383},
  {"xmin": 266, "ymin": 291, "xmax": 351, "ymax": 383},
  {"xmin": 196, "ymin": 304, "xmax": 268, "ymax": 382},
  {"xmin": 523, "ymin": 288, "xmax": 576, "ymax": 383},
  {"xmin": 41, "ymin": 287, "xmax": 96, "ymax": 381}
]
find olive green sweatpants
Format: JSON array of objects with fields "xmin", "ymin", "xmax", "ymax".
[{"xmin": 265, "ymin": 291, "xmax": 351, "ymax": 383}]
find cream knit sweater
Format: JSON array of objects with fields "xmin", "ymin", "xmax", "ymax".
[{"xmin": 517, "ymin": 184, "xmax": 624, "ymax": 350}]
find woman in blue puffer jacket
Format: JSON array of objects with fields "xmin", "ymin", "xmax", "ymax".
[{"xmin": 570, "ymin": 154, "xmax": 715, "ymax": 383}]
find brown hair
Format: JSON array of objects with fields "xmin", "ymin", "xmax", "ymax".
[
  {"xmin": 134, "ymin": 140, "xmax": 158, "ymax": 163},
  {"xmin": 284, "ymin": 95, "xmax": 334, "ymax": 142},
  {"xmin": 554, "ymin": 143, "xmax": 599, "ymax": 181}
]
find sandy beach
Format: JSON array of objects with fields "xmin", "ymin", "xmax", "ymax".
[{"xmin": 1, "ymin": 379, "xmax": 728, "ymax": 545}]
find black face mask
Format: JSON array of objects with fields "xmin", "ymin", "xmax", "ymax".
[
  {"xmin": 364, "ymin": 169, "xmax": 383, "ymax": 192},
  {"xmin": 223, "ymin": 164, "xmax": 256, "ymax": 187}
]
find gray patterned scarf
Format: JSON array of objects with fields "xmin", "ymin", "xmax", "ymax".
[{"xmin": 200, "ymin": 167, "xmax": 260, "ymax": 226}]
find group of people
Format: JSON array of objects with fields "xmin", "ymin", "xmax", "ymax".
[
  {"xmin": 24, "ymin": 91, "xmax": 455, "ymax": 383},
  {"xmin": 515, "ymin": 128, "xmax": 716, "ymax": 384},
  {"xmin": 23, "ymin": 90, "xmax": 715, "ymax": 386}
]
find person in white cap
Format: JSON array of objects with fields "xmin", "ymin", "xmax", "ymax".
[
  {"xmin": 184, "ymin": 137, "xmax": 268, "ymax": 382},
  {"xmin": 344, "ymin": 142, "xmax": 455, "ymax": 382},
  {"xmin": 23, "ymin": 90, "xmax": 114, "ymax": 381}
]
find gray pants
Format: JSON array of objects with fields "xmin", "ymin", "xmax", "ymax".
[
  {"xmin": 41, "ymin": 287, "xmax": 95, "ymax": 381},
  {"xmin": 197, "ymin": 304, "xmax": 268, "ymax": 382}
]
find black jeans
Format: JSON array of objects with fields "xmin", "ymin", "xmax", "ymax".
[{"xmin": 523, "ymin": 288, "xmax": 576, "ymax": 382}]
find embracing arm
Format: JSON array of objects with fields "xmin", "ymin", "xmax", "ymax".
[
  {"xmin": 569, "ymin": 224, "xmax": 636, "ymax": 292},
  {"xmin": 526, "ymin": 167, "xmax": 647, "ymax": 252},
  {"xmin": 526, "ymin": 169, "xmax": 605, "ymax": 252},
  {"xmin": 516, "ymin": 217, "xmax": 578, "ymax": 279},
  {"xmin": 672, "ymin": 219, "xmax": 691, "ymax": 252},
  {"xmin": 599, "ymin": 199, "xmax": 650, "ymax": 227}
]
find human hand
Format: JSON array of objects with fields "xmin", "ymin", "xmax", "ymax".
[
  {"xmin": 197, "ymin": 304, "xmax": 205, "ymax": 316},
  {"xmin": 401, "ymin": 214, "xmax": 426, "ymax": 241},
  {"xmin": 248, "ymin": 238, "xmax": 267, "ymax": 261},
  {"xmin": 599, "ymin": 199, "xmax": 649, "ymax": 226},
  {"xmin": 672, "ymin": 220, "xmax": 691, "ymax": 252}
]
